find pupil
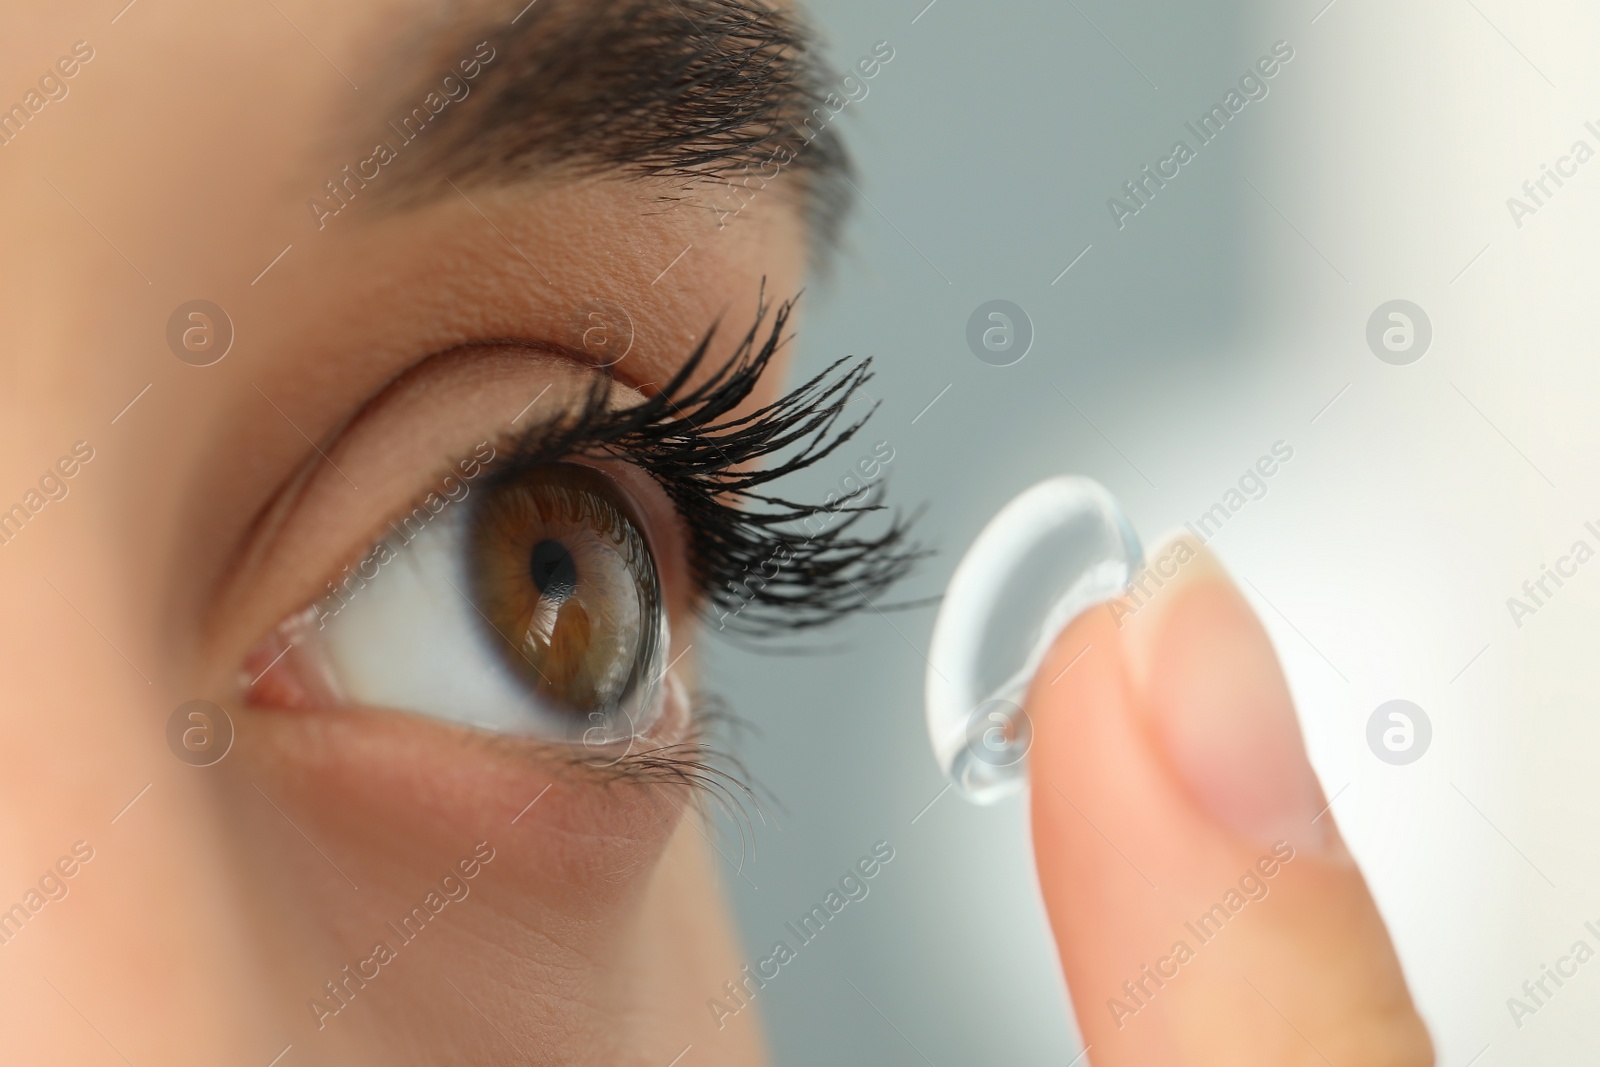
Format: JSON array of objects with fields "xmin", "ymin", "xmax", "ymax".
[{"xmin": 529, "ymin": 539, "xmax": 578, "ymax": 600}]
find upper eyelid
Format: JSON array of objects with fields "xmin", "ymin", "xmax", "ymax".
[
  {"xmin": 273, "ymin": 281, "xmax": 778, "ymax": 535},
  {"xmin": 300, "ymin": 326, "xmax": 661, "ymax": 491},
  {"xmin": 307, "ymin": 341, "xmax": 645, "ymax": 538},
  {"xmin": 440, "ymin": 335, "xmax": 660, "ymax": 396},
  {"xmin": 211, "ymin": 343, "xmax": 633, "ymax": 645},
  {"xmin": 299, "ymin": 396, "xmax": 663, "ymax": 623},
  {"xmin": 227, "ymin": 345, "xmax": 572, "ymax": 553},
  {"xmin": 284, "ymin": 354, "xmax": 725, "ymax": 659}
]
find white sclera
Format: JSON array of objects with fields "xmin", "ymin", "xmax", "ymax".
[{"xmin": 925, "ymin": 476, "xmax": 1142, "ymax": 804}]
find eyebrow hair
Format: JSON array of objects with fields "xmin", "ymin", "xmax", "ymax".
[{"xmin": 377, "ymin": 0, "xmax": 854, "ymax": 246}]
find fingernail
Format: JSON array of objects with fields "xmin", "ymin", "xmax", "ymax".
[{"xmin": 1117, "ymin": 535, "xmax": 1334, "ymax": 854}]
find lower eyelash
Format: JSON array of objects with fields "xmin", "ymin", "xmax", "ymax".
[
  {"xmin": 488, "ymin": 283, "xmax": 929, "ymax": 636},
  {"xmin": 531, "ymin": 688, "xmax": 774, "ymax": 851}
]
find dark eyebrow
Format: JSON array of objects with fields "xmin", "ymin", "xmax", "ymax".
[{"xmin": 373, "ymin": 0, "xmax": 853, "ymax": 245}]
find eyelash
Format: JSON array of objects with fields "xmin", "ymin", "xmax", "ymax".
[
  {"xmin": 461, "ymin": 287, "xmax": 924, "ymax": 821},
  {"xmin": 479, "ymin": 286, "xmax": 925, "ymax": 636}
]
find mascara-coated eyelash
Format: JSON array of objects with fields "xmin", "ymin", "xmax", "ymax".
[{"xmin": 482, "ymin": 288, "xmax": 926, "ymax": 637}]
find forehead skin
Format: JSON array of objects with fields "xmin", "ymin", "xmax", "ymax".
[{"xmin": 0, "ymin": 2, "xmax": 817, "ymax": 1064}]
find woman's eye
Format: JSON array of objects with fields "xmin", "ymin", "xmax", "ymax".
[{"xmin": 256, "ymin": 461, "xmax": 671, "ymax": 748}]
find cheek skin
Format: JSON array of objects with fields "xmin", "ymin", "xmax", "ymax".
[{"xmin": 220, "ymin": 706, "xmax": 687, "ymax": 1060}]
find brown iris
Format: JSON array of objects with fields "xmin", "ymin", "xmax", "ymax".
[{"xmin": 467, "ymin": 463, "xmax": 664, "ymax": 724}]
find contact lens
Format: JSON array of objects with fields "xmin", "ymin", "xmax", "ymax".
[{"xmin": 925, "ymin": 477, "xmax": 1142, "ymax": 804}]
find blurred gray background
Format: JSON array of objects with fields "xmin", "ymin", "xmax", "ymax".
[{"xmin": 703, "ymin": 1, "xmax": 1600, "ymax": 1063}]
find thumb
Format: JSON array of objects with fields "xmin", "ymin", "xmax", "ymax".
[{"xmin": 1027, "ymin": 538, "xmax": 1433, "ymax": 1066}]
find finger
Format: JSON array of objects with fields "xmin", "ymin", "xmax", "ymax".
[{"xmin": 1027, "ymin": 538, "xmax": 1433, "ymax": 1066}]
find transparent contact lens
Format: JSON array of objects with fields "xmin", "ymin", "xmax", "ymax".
[{"xmin": 926, "ymin": 476, "xmax": 1142, "ymax": 804}]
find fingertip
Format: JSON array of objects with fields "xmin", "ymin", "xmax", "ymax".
[
  {"xmin": 1024, "ymin": 537, "xmax": 1429, "ymax": 1064},
  {"xmin": 1119, "ymin": 537, "xmax": 1335, "ymax": 858},
  {"xmin": 1026, "ymin": 605, "xmax": 1135, "ymax": 888}
]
